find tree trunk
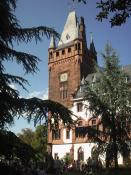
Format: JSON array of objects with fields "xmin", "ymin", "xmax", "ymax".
[
  {"xmin": 113, "ymin": 139, "xmax": 118, "ymax": 168},
  {"xmin": 112, "ymin": 116, "xmax": 118, "ymax": 168}
]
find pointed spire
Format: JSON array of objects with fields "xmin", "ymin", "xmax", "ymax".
[
  {"xmin": 49, "ymin": 35, "xmax": 56, "ymax": 49},
  {"xmin": 90, "ymin": 32, "xmax": 97, "ymax": 55},
  {"xmin": 58, "ymin": 11, "xmax": 78, "ymax": 46}
]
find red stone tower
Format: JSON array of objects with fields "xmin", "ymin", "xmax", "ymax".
[{"xmin": 48, "ymin": 11, "xmax": 96, "ymax": 108}]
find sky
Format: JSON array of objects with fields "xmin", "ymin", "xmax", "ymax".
[{"xmin": 8, "ymin": 0, "xmax": 131, "ymax": 134}]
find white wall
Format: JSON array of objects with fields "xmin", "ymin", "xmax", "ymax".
[
  {"xmin": 52, "ymin": 143, "xmax": 123, "ymax": 165},
  {"xmin": 70, "ymin": 100, "xmax": 92, "ymax": 121},
  {"xmin": 74, "ymin": 142, "xmax": 95, "ymax": 162},
  {"xmin": 52, "ymin": 144, "xmax": 72, "ymax": 159}
]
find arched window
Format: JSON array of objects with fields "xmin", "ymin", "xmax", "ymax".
[{"xmin": 78, "ymin": 147, "xmax": 84, "ymax": 161}]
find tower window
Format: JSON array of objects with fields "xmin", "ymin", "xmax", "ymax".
[
  {"xmin": 62, "ymin": 49, "xmax": 65, "ymax": 55},
  {"xmin": 77, "ymin": 103, "xmax": 83, "ymax": 112},
  {"xmin": 52, "ymin": 129, "xmax": 61, "ymax": 140},
  {"xmin": 60, "ymin": 83, "xmax": 68, "ymax": 100},
  {"xmin": 75, "ymin": 43, "xmax": 81, "ymax": 50},
  {"xmin": 68, "ymin": 48, "xmax": 71, "ymax": 53},
  {"xmin": 78, "ymin": 43, "xmax": 81, "ymax": 50},
  {"xmin": 56, "ymin": 51, "xmax": 59, "ymax": 57},
  {"xmin": 75, "ymin": 43, "xmax": 77, "ymax": 50},
  {"xmin": 66, "ymin": 129, "xmax": 70, "ymax": 139},
  {"xmin": 60, "ymin": 89, "xmax": 68, "ymax": 99},
  {"xmin": 49, "ymin": 52, "xmax": 53, "ymax": 58}
]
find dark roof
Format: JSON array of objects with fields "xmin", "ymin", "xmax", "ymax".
[
  {"xmin": 74, "ymin": 84, "xmax": 85, "ymax": 99},
  {"xmin": 73, "ymin": 65, "xmax": 131, "ymax": 99}
]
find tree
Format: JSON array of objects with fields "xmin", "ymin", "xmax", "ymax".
[
  {"xmin": 18, "ymin": 128, "xmax": 34, "ymax": 146},
  {"xmin": 0, "ymin": 130, "xmax": 35, "ymax": 163},
  {"xmin": 84, "ymin": 44, "xmax": 131, "ymax": 168},
  {"xmin": 33, "ymin": 125, "xmax": 47, "ymax": 160},
  {"xmin": 96, "ymin": 0, "xmax": 131, "ymax": 27},
  {"xmin": 72, "ymin": 0, "xmax": 131, "ymax": 26},
  {"xmin": 18, "ymin": 125, "xmax": 47, "ymax": 162},
  {"xmin": 0, "ymin": 0, "xmax": 72, "ymax": 129}
]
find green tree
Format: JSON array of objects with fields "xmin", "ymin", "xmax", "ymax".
[
  {"xmin": 0, "ymin": 130, "xmax": 35, "ymax": 163},
  {"xmin": 0, "ymin": 0, "xmax": 72, "ymax": 129},
  {"xmin": 18, "ymin": 128, "xmax": 34, "ymax": 146},
  {"xmin": 33, "ymin": 125, "xmax": 47, "ymax": 160},
  {"xmin": 18, "ymin": 125, "xmax": 47, "ymax": 162},
  {"xmin": 84, "ymin": 44, "xmax": 131, "ymax": 168},
  {"xmin": 72, "ymin": 0, "xmax": 131, "ymax": 26}
]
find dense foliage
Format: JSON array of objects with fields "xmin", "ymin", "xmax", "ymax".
[
  {"xmin": 0, "ymin": 0, "xmax": 73, "ymax": 168},
  {"xmin": 84, "ymin": 44, "xmax": 131, "ymax": 167},
  {"xmin": 72, "ymin": 0, "xmax": 131, "ymax": 26},
  {"xmin": 0, "ymin": 129, "xmax": 35, "ymax": 163},
  {"xmin": 18, "ymin": 125, "xmax": 47, "ymax": 162},
  {"xmin": 0, "ymin": 0, "xmax": 72, "ymax": 129}
]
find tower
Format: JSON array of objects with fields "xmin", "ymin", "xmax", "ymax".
[
  {"xmin": 48, "ymin": 11, "xmax": 96, "ymax": 108},
  {"xmin": 47, "ymin": 11, "xmax": 98, "ymax": 160}
]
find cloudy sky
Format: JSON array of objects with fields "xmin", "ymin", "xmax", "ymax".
[{"xmin": 8, "ymin": 0, "xmax": 131, "ymax": 133}]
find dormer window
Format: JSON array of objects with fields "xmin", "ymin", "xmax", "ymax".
[
  {"xmin": 77, "ymin": 102, "xmax": 83, "ymax": 112},
  {"xmin": 66, "ymin": 34, "xmax": 70, "ymax": 40}
]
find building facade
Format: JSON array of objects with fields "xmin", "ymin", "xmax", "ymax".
[{"xmin": 47, "ymin": 11, "xmax": 130, "ymax": 164}]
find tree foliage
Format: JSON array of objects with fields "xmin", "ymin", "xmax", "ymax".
[
  {"xmin": 84, "ymin": 44, "xmax": 131, "ymax": 167},
  {"xmin": 18, "ymin": 125, "xmax": 47, "ymax": 162},
  {"xmin": 96, "ymin": 0, "xmax": 131, "ymax": 27},
  {"xmin": 0, "ymin": 130, "xmax": 35, "ymax": 163},
  {"xmin": 0, "ymin": 0, "xmax": 72, "ymax": 129},
  {"xmin": 72, "ymin": 0, "xmax": 131, "ymax": 26}
]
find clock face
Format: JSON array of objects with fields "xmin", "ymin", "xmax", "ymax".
[{"xmin": 60, "ymin": 73, "xmax": 68, "ymax": 82}]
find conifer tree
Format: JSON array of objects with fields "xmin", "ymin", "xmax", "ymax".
[
  {"xmin": 84, "ymin": 44, "xmax": 131, "ymax": 168},
  {"xmin": 0, "ymin": 0, "xmax": 72, "ymax": 129}
]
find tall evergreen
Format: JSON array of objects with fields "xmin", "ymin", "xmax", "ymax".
[
  {"xmin": 0, "ymin": 0, "xmax": 72, "ymax": 129},
  {"xmin": 84, "ymin": 44, "xmax": 131, "ymax": 168}
]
